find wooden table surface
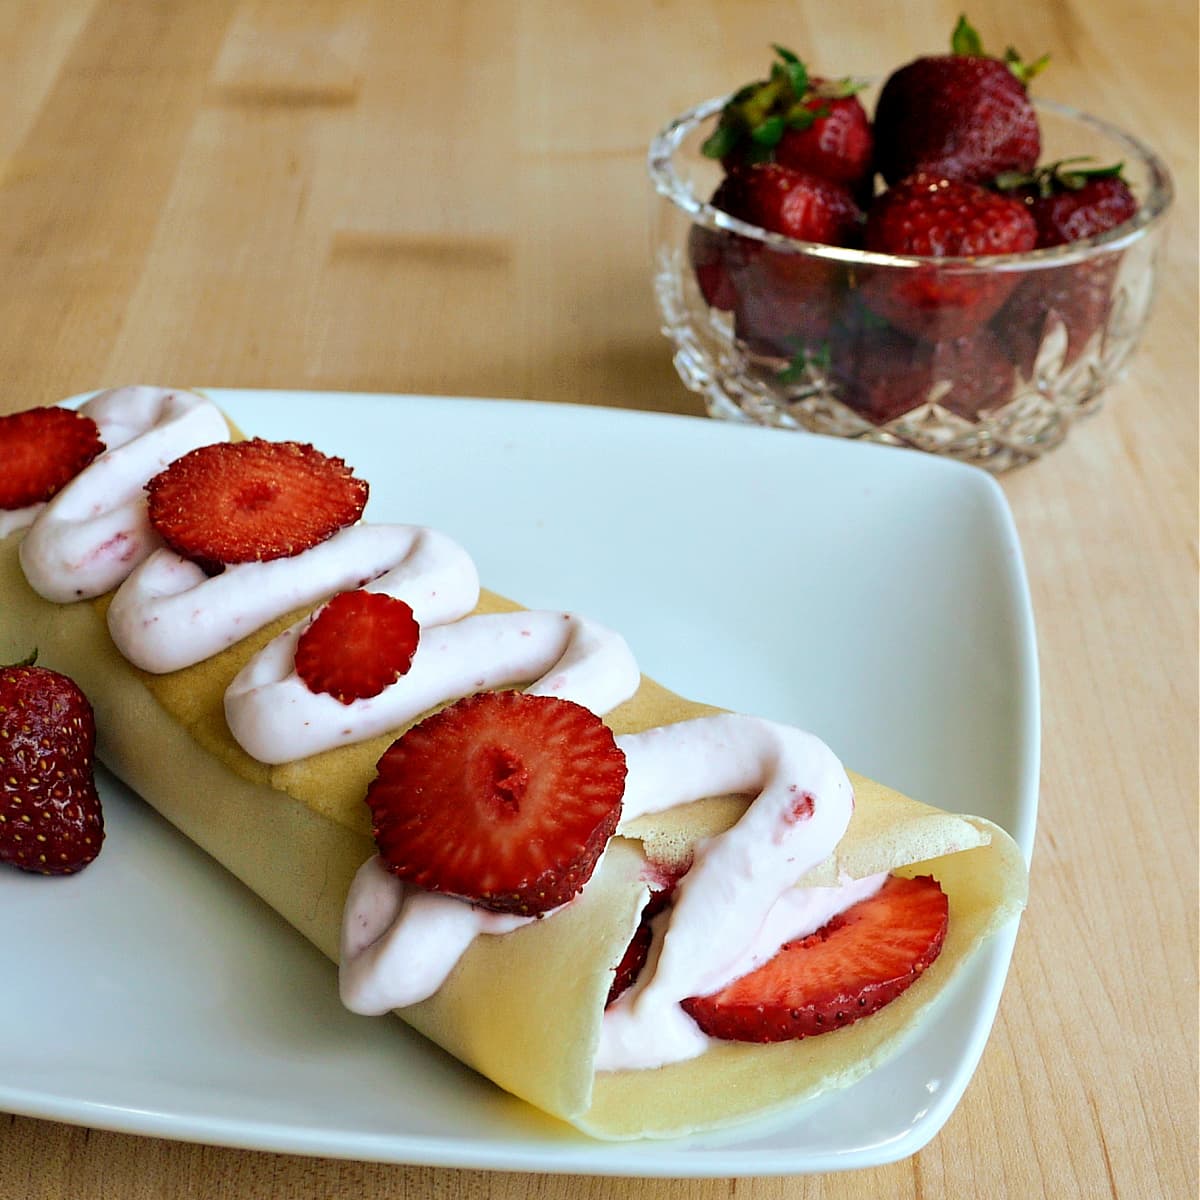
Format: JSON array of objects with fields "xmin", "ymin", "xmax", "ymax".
[{"xmin": 0, "ymin": 2, "xmax": 1195, "ymax": 1197}]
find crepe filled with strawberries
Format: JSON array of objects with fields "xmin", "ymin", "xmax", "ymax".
[{"xmin": 0, "ymin": 388, "xmax": 1028, "ymax": 1140}]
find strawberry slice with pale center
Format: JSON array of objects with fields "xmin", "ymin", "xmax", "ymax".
[
  {"xmin": 295, "ymin": 590, "xmax": 420, "ymax": 704},
  {"xmin": 0, "ymin": 406, "xmax": 105, "ymax": 511},
  {"xmin": 145, "ymin": 438, "xmax": 368, "ymax": 574},
  {"xmin": 367, "ymin": 691, "xmax": 627, "ymax": 915},
  {"xmin": 681, "ymin": 873, "xmax": 948, "ymax": 1042}
]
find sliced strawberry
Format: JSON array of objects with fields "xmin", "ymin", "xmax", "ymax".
[
  {"xmin": 367, "ymin": 691, "xmax": 626, "ymax": 916},
  {"xmin": 681, "ymin": 874, "xmax": 948, "ymax": 1042},
  {"xmin": 295, "ymin": 590, "xmax": 420, "ymax": 704},
  {"xmin": 606, "ymin": 873, "xmax": 681, "ymax": 1007},
  {"xmin": 0, "ymin": 406, "xmax": 105, "ymax": 511},
  {"xmin": 607, "ymin": 918, "xmax": 655, "ymax": 1007},
  {"xmin": 146, "ymin": 438, "xmax": 368, "ymax": 573},
  {"xmin": 0, "ymin": 660, "xmax": 104, "ymax": 875}
]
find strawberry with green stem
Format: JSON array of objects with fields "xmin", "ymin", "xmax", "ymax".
[
  {"xmin": 872, "ymin": 15, "xmax": 1048, "ymax": 186},
  {"xmin": 703, "ymin": 45, "xmax": 874, "ymax": 190},
  {"xmin": 696, "ymin": 161, "xmax": 863, "ymax": 355},
  {"xmin": 991, "ymin": 159, "xmax": 1140, "ymax": 373}
]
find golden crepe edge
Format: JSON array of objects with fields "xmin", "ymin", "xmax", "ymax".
[{"xmin": 0, "ymin": 510, "xmax": 1028, "ymax": 1141}]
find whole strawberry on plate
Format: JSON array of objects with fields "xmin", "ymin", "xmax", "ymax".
[
  {"xmin": 990, "ymin": 161, "xmax": 1140, "ymax": 375},
  {"xmin": 873, "ymin": 15, "xmax": 1048, "ymax": 186},
  {"xmin": 0, "ymin": 655, "xmax": 104, "ymax": 875}
]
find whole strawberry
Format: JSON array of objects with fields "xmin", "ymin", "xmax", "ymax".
[
  {"xmin": 717, "ymin": 161, "xmax": 864, "ymax": 245},
  {"xmin": 706, "ymin": 162, "xmax": 862, "ymax": 353},
  {"xmin": 1002, "ymin": 160, "xmax": 1139, "ymax": 248},
  {"xmin": 991, "ymin": 161, "xmax": 1139, "ymax": 372},
  {"xmin": 830, "ymin": 319, "xmax": 1017, "ymax": 424},
  {"xmin": 861, "ymin": 173, "xmax": 1036, "ymax": 339},
  {"xmin": 0, "ymin": 658, "xmax": 104, "ymax": 875},
  {"xmin": 687, "ymin": 171, "xmax": 753, "ymax": 312},
  {"xmin": 703, "ymin": 45, "xmax": 874, "ymax": 191},
  {"xmin": 873, "ymin": 16, "xmax": 1047, "ymax": 186}
]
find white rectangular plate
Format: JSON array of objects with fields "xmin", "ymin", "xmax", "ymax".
[{"xmin": 0, "ymin": 389, "xmax": 1038, "ymax": 1176}]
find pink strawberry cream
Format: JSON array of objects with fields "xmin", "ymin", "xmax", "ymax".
[
  {"xmin": 19, "ymin": 387, "xmax": 229, "ymax": 602},
  {"xmin": 107, "ymin": 523, "xmax": 481, "ymax": 674},
  {"xmin": 339, "ymin": 713, "xmax": 878, "ymax": 1071},
  {"xmin": 227, "ymin": 609, "xmax": 640, "ymax": 763}
]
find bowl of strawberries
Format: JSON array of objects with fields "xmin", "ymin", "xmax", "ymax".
[{"xmin": 648, "ymin": 19, "xmax": 1173, "ymax": 470}]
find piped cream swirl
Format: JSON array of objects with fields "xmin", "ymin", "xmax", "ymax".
[
  {"xmin": 107, "ymin": 523, "xmax": 480, "ymax": 674},
  {"xmin": 19, "ymin": 387, "xmax": 230, "ymax": 602},
  {"xmin": 227, "ymin": 608, "xmax": 639, "ymax": 763},
  {"xmin": 18, "ymin": 388, "xmax": 229, "ymax": 604}
]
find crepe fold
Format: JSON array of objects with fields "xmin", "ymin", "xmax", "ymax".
[{"xmin": 0, "ymin": 531, "xmax": 1027, "ymax": 1141}]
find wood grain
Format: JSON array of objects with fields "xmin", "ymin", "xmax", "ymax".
[{"xmin": 0, "ymin": 1, "xmax": 1195, "ymax": 1197}]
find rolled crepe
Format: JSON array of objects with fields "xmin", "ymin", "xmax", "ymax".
[{"xmin": 0, "ymin": 522, "xmax": 1027, "ymax": 1140}]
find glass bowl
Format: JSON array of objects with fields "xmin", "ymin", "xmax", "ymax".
[{"xmin": 648, "ymin": 93, "xmax": 1174, "ymax": 471}]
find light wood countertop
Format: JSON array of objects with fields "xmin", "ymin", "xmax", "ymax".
[{"xmin": 0, "ymin": 2, "xmax": 1195, "ymax": 1197}]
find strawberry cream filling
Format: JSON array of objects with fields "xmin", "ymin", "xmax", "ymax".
[
  {"xmin": 339, "ymin": 713, "xmax": 875, "ymax": 1071},
  {"xmin": 227, "ymin": 609, "xmax": 639, "ymax": 763},
  {"xmin": 19, "ymin": 387, "xmax": 230, "ymax": 603}
]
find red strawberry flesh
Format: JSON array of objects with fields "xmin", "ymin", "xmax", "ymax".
[
  {"xmin": 295, "ymin": 590, "xmax": 421, "ymax": 705},
  {"xmin": 681, "ymin": 874, "xmax": 948, "ymax": 1042},
  {"xmin": 146, "ymin": 438, "xmax": 368, "ymax": 573},
  {"xmin": 606, "ymin": 872, "xmax": 682, "ymax": 1006},
  {"xmin": 0, "ymin": 664, "xmax": 104, "ymax": 875},
  {"xmin": 367, "ymin": 691, "xmax": 627, "ymax": 915},
  {"xmin": 0, "ymin": 406, "xmax": 105, "ymax": 511}
]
